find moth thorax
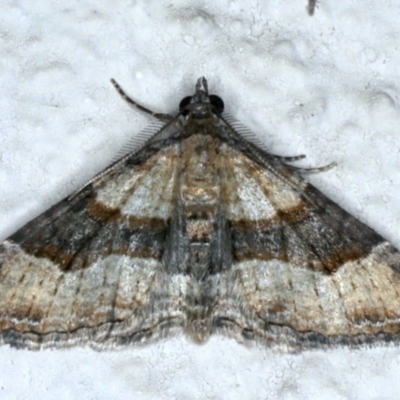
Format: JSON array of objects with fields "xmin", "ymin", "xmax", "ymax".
[
  {"xmin": 181, "ymin": 186, "xmax": 219, "ymax": 206},
  {"xmin": 180, "ymin": 134, "xmax": 220, "ymax": 206}
]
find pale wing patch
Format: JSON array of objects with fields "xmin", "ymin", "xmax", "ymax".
[
  {"xmin": 96, "ymin": 146, "xmax": 178, "ymax": 219},
  {"xmin": 0, "ymin": 242, "xmax": 179, "ymax": 335},
  {"xmin": 220, "ymin": 145, "xmax": 302, "ymax": 221},
  {"xmin": 235, "ymin": 244, "xmax": 400, "ymax": 337}
]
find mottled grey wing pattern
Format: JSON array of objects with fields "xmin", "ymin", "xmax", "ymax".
[
  {"xmin": 0, "ymin": 131, "xmax": 187, "ymax": 349},
  {"xmin": 211, "ymin": 141, "xmax": 400, "ymax": 350},
  {"xmin": 1, "ymin": 77, "xmax": 400, "ymax": 352}
]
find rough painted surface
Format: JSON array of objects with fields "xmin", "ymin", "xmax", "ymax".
[{"xmin": 1, "ymin": 0, "xmax": 400, "ymax": 398}]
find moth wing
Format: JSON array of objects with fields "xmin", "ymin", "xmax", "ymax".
[
  {"xmin": 214, "ymin": 141, "xmax": 400, "ymax": 350},
  {"xmin": 0, "ymin": 134, "xmax": 185, "ymax": 349}
]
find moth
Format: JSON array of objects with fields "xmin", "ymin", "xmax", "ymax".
[{"xmin": 1, "ymin": 77, "xmax": 399, "ymax": 351}]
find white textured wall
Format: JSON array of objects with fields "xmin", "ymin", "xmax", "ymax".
[{"xmin": 1, "ymin": 0, "xmax": 400, "ymax": 399}]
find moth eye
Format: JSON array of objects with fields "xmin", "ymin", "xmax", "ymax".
[
  {"xmin": 179, "ymin": 96, "xmax": 192, "ymax": 115},
  {"xmin": 209, "ymin": 95, "xmax": 224, "ymax": 113}
]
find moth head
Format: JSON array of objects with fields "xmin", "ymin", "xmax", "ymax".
[{"xmin": 179, "ymin": 77, "xmax": 224, "ymax": 119}]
